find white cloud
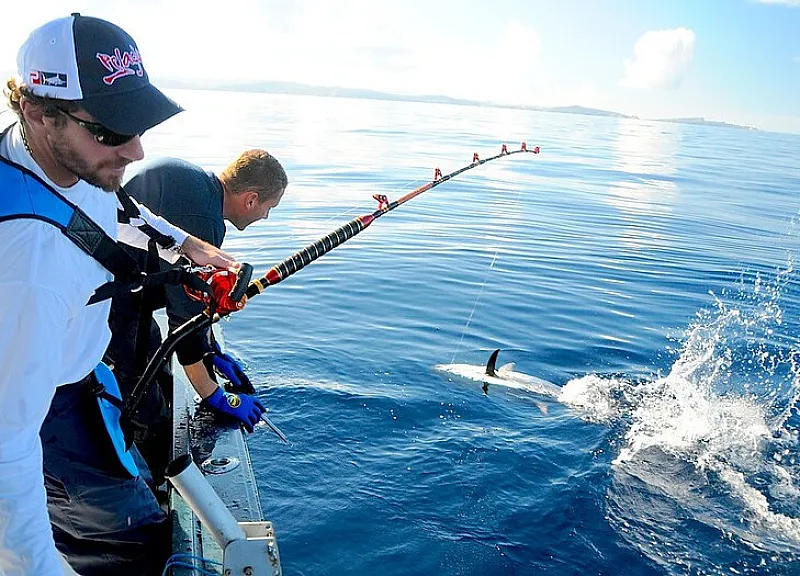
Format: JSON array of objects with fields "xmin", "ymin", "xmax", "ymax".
[{"xmin": 621, "ymin": 27, "xmax": 696, "ymax": 90}]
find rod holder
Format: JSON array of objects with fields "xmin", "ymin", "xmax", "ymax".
[
  {"xmin": 166, "ymin": 453, "xmax": 247, "ymax": 547},
  {"xmin": 166, "ymin": 454, "xmax": 282, "ymax": 575}
]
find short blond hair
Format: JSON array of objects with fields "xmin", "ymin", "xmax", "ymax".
[{"xmin": 220, "ymin": 149, "xmax": 287, "ymax": 203}]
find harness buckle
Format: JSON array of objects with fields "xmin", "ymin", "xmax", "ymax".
[{"xmin": 85, "ymin": 373, "xmax": 105, "ymax": 397}]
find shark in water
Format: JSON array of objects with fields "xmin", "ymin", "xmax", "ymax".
[{"xmin": 435, "ymin": 349, "xmax": 562, "ymax": 398}]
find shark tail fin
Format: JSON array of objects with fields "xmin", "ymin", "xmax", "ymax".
[{"xmin": 485, "ymin": 349, "xmax": 500, "ymax": 378}]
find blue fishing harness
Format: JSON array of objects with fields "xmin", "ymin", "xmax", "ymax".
[{"xmin": 0, "ymin": 125, "xmax": 206, "ymax": 477}]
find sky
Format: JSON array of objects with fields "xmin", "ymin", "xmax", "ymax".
[{"xmin": 2, "ymin": 0, "xmax": 800, "ymax": 133}]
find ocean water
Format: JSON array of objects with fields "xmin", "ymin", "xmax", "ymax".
[{"xmin": 145, "ymin": 89, "xmax": 800, "ymax": 575}]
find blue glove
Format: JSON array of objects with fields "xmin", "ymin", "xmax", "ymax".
[
  {"xmin": 204, "ymin": 387, "xmax": 265, "ymax": 433},
  {"xmin": 208, "ymin": 341, "xmax": 254, "ymax": 395}
]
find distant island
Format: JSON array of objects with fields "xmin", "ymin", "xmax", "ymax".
[
  {"xmin": 163, "ymin": 78, "xmax": 485, "ymax": 107},
  {"xmin": 656, "ymin": 116, "xmax": 758, "ymax": 131},
  {"xmin": 542, "ymin": 105, "xmax": 631, "ymax": 118},
  {"xmin": 164, "ymin": 79, "xmax": 758, "ymax": 132},
  {"xmin": 165, "ymin": 78, "xmax": 637, "ymax": 118},
  {"xmin": 0, "ymin": 69, "xmax": 757, "ymax": 132}
]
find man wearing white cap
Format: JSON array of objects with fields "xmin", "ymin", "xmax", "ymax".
[{"xmin": 0, "ymin": 13, "xmax": 241, "ymax": 575}]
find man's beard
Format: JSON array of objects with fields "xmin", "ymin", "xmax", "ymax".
[{"xmin": 50, "ymin": 134, "xmax": 128, "ymax": 192}]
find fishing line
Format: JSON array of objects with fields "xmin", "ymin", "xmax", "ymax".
[
  {"xmin": 451, "ymin": 249, "xmax": 501, "ymax": 363},
  {"xmin": 450, "ymin": 174, "xmax": 526, "ymax": 363}
]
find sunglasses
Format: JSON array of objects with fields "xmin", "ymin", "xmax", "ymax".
[{"xmin": 57, "ymin": 108, "xmax": 138, "ymax": 147}]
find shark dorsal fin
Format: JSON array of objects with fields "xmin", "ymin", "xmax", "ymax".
[{"xmin": 485, "ymin": 349, "xmax": 500, "ymax": 377}]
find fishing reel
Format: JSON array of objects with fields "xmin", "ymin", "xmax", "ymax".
[{"xmin": 184, "ymin": 263, "xmax": 254, "ymax": 315}]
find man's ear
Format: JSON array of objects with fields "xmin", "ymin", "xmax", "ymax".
[
  {"xmin": 244, "ymin": 190, "xmax": 260, "ymax": 210},
  {"xmin": 19, "ymin": 99, "xmax": 46, "ymax": 127}
]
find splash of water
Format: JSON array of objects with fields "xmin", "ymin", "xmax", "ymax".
[{"xmin": 560, "ymin": 262, "xmax": 800, "ymax": 557}]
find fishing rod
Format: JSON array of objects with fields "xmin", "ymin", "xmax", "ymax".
[
  {"xmin": 246, "ymin": 142, "xmax": 539, "ymax": 297},
  {"xmin": 122, "ymin": 142, "xmax": 540, "ymax": 441}
]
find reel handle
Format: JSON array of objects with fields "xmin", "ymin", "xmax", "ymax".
[{"xmin": 229, "ymin": 263, "xmax": 253, "ymax": 302}]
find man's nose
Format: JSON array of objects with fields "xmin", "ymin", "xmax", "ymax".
[{"xmin": 116, "ymin": 135, "xmax": 144, "ymax": 162}]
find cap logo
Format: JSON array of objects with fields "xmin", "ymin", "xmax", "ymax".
[
  {"xmin": 30, "ymin": 71, "xmax": 68, "ymax": 88},
  {"xmin": 96, "ymin": 46, "xmax": 144, "ymax": 86}
]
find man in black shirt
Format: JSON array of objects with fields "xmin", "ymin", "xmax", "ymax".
[{"xmin": 108, "ymin": 150, "xmax": 288, "ymax": 479}]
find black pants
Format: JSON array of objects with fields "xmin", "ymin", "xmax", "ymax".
[{"xmin": 41, "ymin": 380, "xmax": 170, "ymax": 576}]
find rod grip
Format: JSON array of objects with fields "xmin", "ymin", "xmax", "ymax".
[{"xmin": 246, "ymin": 216, "xmax": 370, "ymax": 297}]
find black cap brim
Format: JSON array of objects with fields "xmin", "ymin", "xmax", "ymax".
[{"xmin": 79, "ymin": 82, "xmax": 183, "ymax": 136}]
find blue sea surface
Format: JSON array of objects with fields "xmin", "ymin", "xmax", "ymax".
[{"xmin": 146, "ymin": 89, "xmax": 800, "ymax": 575}]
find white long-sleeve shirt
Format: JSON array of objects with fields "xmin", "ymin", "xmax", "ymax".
[{"xmin": 0, "ymin": 124, "xmax": 188, "ymax": 575}]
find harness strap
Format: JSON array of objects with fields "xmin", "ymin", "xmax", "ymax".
[
  {"xmin": 133, "ymin": 237, "xmax": 164, "ymax": 376},
  {"xmin": 87, "ymin": 265, "xmax": 213, "ymax": 305},
  {"xmin": 67, "ymin": 208, "xmax": 143, "ymax": 283},
  {"xmin": 88, "ymin": 362, "xmax": 139, "ymax": 477}
]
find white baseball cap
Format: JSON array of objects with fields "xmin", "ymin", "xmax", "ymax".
[{"xmin": 17, "ymin": 13, "xmax": 183, "ymax": 135}]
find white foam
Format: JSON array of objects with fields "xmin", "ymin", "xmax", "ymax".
[
  {"xmin": 604, "ymin": 264, "xmax": 800, "ymax": 547},
  {"xmin": 559, "ymin": 374, "xmax": 625, "ymax": 423}
]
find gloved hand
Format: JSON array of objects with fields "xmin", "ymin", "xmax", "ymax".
[
  {"xmin": 206, "ymin": 341, "xmax": 254, "ymax": 395},
  {"xmin": 204, "ymin": 387, "xmax": 265, "ymax": 433}
]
